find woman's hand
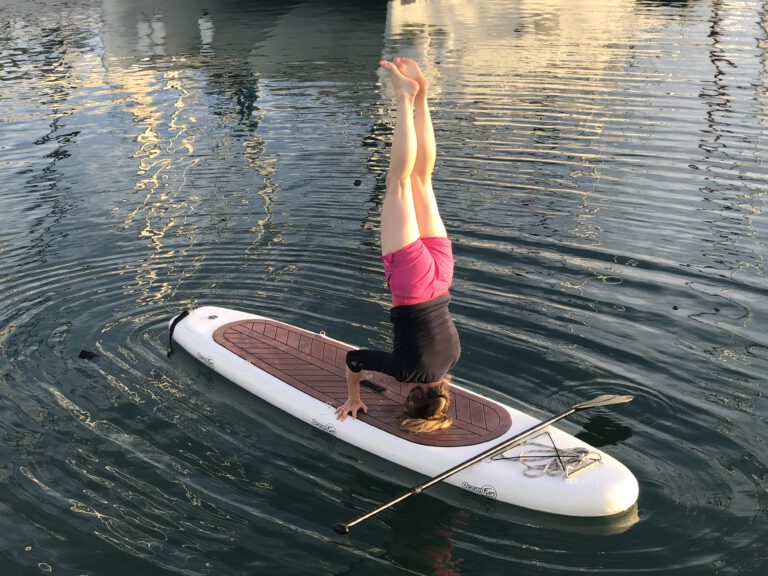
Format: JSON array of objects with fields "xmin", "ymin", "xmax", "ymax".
[{"xmin": 335, "ymin": 398, "xmax": 368, "ymax": 421}]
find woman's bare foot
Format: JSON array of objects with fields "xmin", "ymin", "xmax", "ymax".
[
  {"xmin": 380, "ymin": 59, "xmax": 419, "ymax": 100},
  {"xmin": 393, "ymin": 56, "xmax": 429, "ymax": 96}
]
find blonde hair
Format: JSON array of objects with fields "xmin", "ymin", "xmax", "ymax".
[{"xmin": 397, "ymin": 376, "xmax": 453, "ymax": 433}]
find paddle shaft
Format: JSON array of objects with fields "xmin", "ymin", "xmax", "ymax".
[{"xmin": 333, "ymin": 394, "xmax": 632, "ymax": 534}]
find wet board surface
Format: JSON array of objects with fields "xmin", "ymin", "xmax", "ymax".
[{"xmin": 213, "ymin": 319, "xmax": 512, "ymax": 447}]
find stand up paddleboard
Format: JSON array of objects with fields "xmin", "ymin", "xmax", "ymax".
[{"xmin": 169, "ymin": 306, "xmax": 639, "ymax": 518}]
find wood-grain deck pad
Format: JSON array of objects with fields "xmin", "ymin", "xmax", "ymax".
[{"xmin": 213, "ymin": 319, "xmax": 512, "ymax": 447}]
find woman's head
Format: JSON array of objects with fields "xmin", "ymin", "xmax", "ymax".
[{"xmin": 397, "ymin": 376, "xmax": 453, "ymax": 433}]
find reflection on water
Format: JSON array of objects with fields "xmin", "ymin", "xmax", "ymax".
[{"xmin": 0, "ymin": 0, "xmax": 766, "ymax": 574}]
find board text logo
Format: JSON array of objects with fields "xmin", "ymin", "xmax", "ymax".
[
  {"xmin": 196, "ymin": 353, "xmax": 214, "ymax": 369},
  {"xmin": 311, "ymin": 419, "xmax": 337, "ymax": 437},
  {"xmin": 461, "ymin": 482, "xmax": 498, "ymax": 500}
]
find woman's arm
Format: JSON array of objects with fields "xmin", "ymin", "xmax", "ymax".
[{"xmin": 335, "ymin": 366, "xmax": 368, "ymax": 421}]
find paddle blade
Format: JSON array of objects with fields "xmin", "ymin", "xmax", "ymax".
[{"xmin": 574, "ymin": 394, "xmax": 634, "ymax": 410}]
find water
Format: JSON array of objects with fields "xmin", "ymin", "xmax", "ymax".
[{"xmin": 1, "ymin": 0, "xmax": 766, "ymax": 573}]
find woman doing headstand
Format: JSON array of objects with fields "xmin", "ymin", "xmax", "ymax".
[{"xmin": 334, "ymin": 57, "xmax": 461, "ymax": 434}]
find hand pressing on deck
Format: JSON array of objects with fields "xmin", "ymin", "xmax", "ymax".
[{"xmin": 335, "ymin": 366, "xmax": 368, "ymax": 421}]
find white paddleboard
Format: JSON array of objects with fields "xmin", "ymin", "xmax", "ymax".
[{"xmin": 169, "ymin": 306, "xmax": 639, "ymax": 517}]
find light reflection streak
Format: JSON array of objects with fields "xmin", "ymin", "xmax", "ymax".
[
  {"xmin": 105, "ymin": 9, "xmax": 199, "ymax": 305},
  {"xmin": 698, "ymin": 0, "xmax": 766, "ymax": 283},
  {"xmin": 101, "ymin": 4, "xmax": 280, "ymax": 303},
  {"xmin": 242, "ymin": 88, "xmax": 278, "ymax": 255}
]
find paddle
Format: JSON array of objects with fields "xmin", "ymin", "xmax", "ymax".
[{"xmin": 332, "ymin": 394, "xmax": 633, "ymax": 535}]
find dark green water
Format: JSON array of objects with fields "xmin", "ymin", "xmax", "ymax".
[{"xmin": 1, "ymin": 0, "xmax": 766, "ymax": 574}]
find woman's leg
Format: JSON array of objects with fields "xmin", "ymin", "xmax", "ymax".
[
  {"xmin": 393, "ymin": 57, "xmax": 447, "ymax": 239},
  {"xmin": 379, "ymin": 60, "xmax": 421, "ymax": 256}
]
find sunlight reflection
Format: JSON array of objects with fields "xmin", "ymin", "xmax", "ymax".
[{"xmin": 100, "ymin": 1, "xmax": 280, "ymax": 303}]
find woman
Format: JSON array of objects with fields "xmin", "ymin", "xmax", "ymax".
[{"xmin": 334, "ymin": 57, "xmax": 461, "ymax": 434}]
